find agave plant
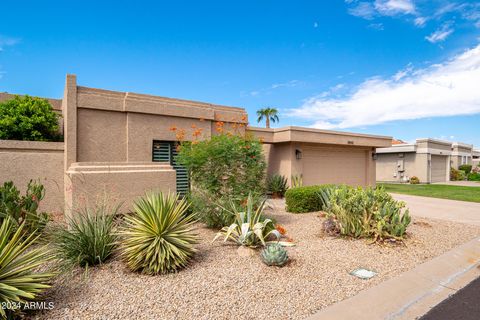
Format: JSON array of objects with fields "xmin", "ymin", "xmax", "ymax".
[
  {"xmin": 213, "ymin": 193, "xmax": 280, "ymax": 247},
  {"xmin": 51, "ymin": 201, "xmax": 119, "ymax": 270},
  {"xmin": 119, "ymin": 192, "xmax": 198, "ymax": 275},
  {"xmin": 0, "ymin": 218, "xmax": 55, "ymax": 318},
  {"xmin": 261, "ymin": 243, "xmax": 288, "ymax": 267},
  {"xmin": 267, "ymin": 174, "xmax": 288, "ymax": 198}
]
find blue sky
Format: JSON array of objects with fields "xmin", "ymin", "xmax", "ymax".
[{"xmin": 1, "ymin": 0, "xmax": 480, "ymax": 146}]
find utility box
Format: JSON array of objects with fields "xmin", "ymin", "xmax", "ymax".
[{"xmin": 397, "ymin": 159, "xmax": 404, "ymax": 172}]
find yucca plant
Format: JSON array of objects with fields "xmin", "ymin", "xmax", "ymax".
[
  {"xmin": 0, "ymin": 218, "xmax": 55, "ymax": 319},
  {"xmin": 51, "ymin": 202, "xmax": 118, "ymax": 270},
  {"xmin": 119, "ymin": 192, "xmax": 198, "ymax": 275},
  {"xmin": 267, "ymin": 174, "xmax": 288, "ymax": 198},
  {"xmin": 290, "ymin": 174, "xmax": 303, "ymax": 188},
  {"xmin": 213, "ymin": 193, "xmax": 280, "ymax": 247}
]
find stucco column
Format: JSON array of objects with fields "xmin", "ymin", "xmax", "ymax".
[{"xmin": 62, "ymin": 74, "xmax": 78, "ymax": 217}]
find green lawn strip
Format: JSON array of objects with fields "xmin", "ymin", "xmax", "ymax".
[{"xmin": 379, "ymin": 183, "xmax": 480, "ymax": 203}]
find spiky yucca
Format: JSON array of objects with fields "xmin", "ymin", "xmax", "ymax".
[
  {"xmin": 120, "ymin": 192, "xmax": 198, "ymax": 275},
  {"xmin": 0, "ymin": 218, "xmax": 55, "ymax": 318},
  {"xmin": 261, "ymin": 243, "xmax": 288, "ymax": 267}
]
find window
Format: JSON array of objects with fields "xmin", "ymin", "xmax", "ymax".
[{"xmin": 152, "ymin": 141, "xmax": 189, "ymax": 196}]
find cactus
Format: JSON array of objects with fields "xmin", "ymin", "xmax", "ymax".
[{"xmin": 260, "ymin": 243, "xmax": 289, "ymax": 267}]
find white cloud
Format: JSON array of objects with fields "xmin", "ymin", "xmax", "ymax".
[
  {"xmin": 348, "ymin": 2, "xmax": 376, "ymax": 20},
  {"xmin": 425, "ymin": 23, "xmax": 454, "ymax": 43},
  {"xmin": 288, "ymin": 44, "xmax": 480, "ymax": 129},
  {"xmin": 414, "ymin": 16, "xmax": 427, "ymax": 27},
  {"xmin": 374, "ymin": 0, "xmax": 416, "ymax": 16},
  {"xmin": 0, "ymin": 35, "xmax": 20, "ymax": 51},
  {"xmin": 368, "ymin": 22, "xmax": 384, "ymax": 30},
  {"xmin": 270, "ymin": 80, "xmax": 302, "ymax": 89}
]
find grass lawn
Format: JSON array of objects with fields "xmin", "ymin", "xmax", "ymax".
[{"xmin": 379, "ymin": 183, "xmax": 480, "ymax": 203}]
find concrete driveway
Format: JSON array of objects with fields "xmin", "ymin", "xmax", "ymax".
[{"xmin": 391, "ymin": 193, "xmax": 480, "ymax": 226}]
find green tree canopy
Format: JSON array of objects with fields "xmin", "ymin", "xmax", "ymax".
[{"xmin": 0, "ymin": 95, "xmax": 61, "ymax": 141}]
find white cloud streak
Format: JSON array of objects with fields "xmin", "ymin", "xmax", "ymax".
[
  {"xmin": 0, "ymin": 35, "xmax": 20, "ymax": 51},
  {"xmin": 288, "ymin": 45, "xmax": 480, "ymax": 129},
  {"xmin": 425, "ymin": 23, "xmax": 454, "ymax": 43}
]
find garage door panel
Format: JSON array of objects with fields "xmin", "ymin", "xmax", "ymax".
[
  {"xmin": 431, "ymin": 155, "xmax": 447, "ymax": 183},
  {"xmin": 302, "ymin": 147, "xmax": 367, "ymax": 186}
]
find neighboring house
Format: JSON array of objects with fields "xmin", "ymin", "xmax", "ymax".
[
  {"xmin": 0, "ymin": 75, "xmax": 391, "ymax": 215},
  {"xmin": 451, "ymin": 142, "xmax": 474, "ymax": 169},
  {"xmin": 376, "ymin": 139, "xmax": 452, "ymax": 184},
  {"xmin": 473, "ymin": 149, "xmax": 480, "ymax": 167}
]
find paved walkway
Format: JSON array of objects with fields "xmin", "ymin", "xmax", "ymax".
[
  {"xmin": 391, "ymin": 193, "xmax": 480, "ymax": 226},
  {"xmin": 434, "ymin": 181, "xmax": 480, "ymax": 187}
]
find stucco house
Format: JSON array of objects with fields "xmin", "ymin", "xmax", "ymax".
[
  {"xmin": 0, "ymin": 74, "xmax": 391, "ymax": 215},
  {"xmin": 376, "ymin": 138, "xmax": 477, "ymax": 184},
  {"xmin": 376, "ymin": 139, "xmax": 452, "ymax": 184}
]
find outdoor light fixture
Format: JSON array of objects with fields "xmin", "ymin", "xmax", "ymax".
[
  {"xmin": 295, "ymin": 149, "xmax": 302, "ymax": 160},
  {"xmin": 372, "ymin": 153, "xmax": 378, "ymax": 160}
]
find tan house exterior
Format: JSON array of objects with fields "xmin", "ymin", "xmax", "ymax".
[
  {"xmin": 376, "ymin": 139, "xmax": 452, "ymax": 184},
  {"xmin": 1, "ymin": 74, "xmax": 392, "ymax": 215},
  {"xmin": 473, "ymin": 149, "xmax": 480, "ymax": 167},
  {"xmin": 450, "ymin": 142, "xmax": 474, "ymax": 169}
]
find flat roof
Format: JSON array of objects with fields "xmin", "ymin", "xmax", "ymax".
[{"xmin": 248, "ymin": 126, "xmax": 392, "ymax": 148}]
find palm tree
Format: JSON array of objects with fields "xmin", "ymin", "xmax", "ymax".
[{"xmin": 256, "ymin": 107, "xmax": 279, "ymax": 128}]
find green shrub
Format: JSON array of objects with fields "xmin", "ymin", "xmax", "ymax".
[
  {"xmin": 285, "ymin": 185, "xmax": 334, "ymax": 213},
  {"xmin": 459, "ymin": 164, "xmax": 472, "ymax": 174},
  {"xmin": 213, "ymin": 193, "xmax": 279, "ymax": 247},
  {"xmin": 187, "ymin": 192, "xmax": 235, "ymax": 228},
  {"xmin": 0, "ymin": 95, "xmax": 61, "ymax": 141},
  {"xmin": 267, "ymin": 174, "xmax": 288, "ymax": 198},
  {"xmin": 51, "ymin": 202, "xmax": 118, "ymax": 270},
  {"xmin": 409, "ymin": 176, "xmax": 420, "ymax": 184},
  {"xmin": 450, "ymin": 168, "xmax": 466, "ymax": 181},
  {"xmin": 468, "ymin": 172, "xmax": 480, "ymax": 181},
  {"xmin": 120, "ymin": 192, "xmax": 198, "ymax": 275},
  {"xmin": 177, "ymin": 134, "xmax": 266, "ymax": 227},
  {"xmin": 0, "ymin": 219, "xmax": 55, "ymax": 318},
  {"xmin": 0, "ymin": 180, "xmax": 49, "ymax": 235},
  {"xmin": 320, "ymin": 186, "xmax": 411, "ymax": 241}
]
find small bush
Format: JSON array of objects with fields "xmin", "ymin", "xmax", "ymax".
[
  {"xmin": 187, "ymin": 192, "xmax": 235, "ymax": 228},
  {"xmin": 0, "ymin": 219, "xmax": 54, "ymax": 319},
  {"xmin": 320, "ymin": 186, "xmax": 411, "ymax": 241},
  {"xmin": 0, "ymin": 95, "xmax": 60, "ymax": 141},
  {"xmin": 285, "ymin": 185, "xmax": 333, "ymax": 213},
  {"xmin": 51, "ymin": 202, "xmax": 118, "ymax": 270},
  {"xmin": 267, "ymin": 174, "xmax": 288, "ymax": 198},
  {"xmin": 468, "ymin": 172, "xmax": 480, "ymax": 181},
  {"xmin": 450, "ymin": 168, "xmax": 466, "ymax": 181},
  {"xmin": 459, "ymin": 164, "xmax": 472, "ymax": 174},
  {"xmin": 409, "ymin": 176, "xmax": 420, "ymax": 184},
  {"xmin": 0, "ymin": 180, "xmax": 49, "ymax": 235},
  {"xmin": 120, "ymin": 192, "xmax": 198, "ymax": 275}
]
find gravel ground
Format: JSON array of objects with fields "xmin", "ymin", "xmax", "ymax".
[{"xmin": 31, "ymin": 199, "xmax": 480, "ymax": 320}]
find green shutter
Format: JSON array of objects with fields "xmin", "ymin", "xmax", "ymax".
[{"xmin": 152, "ymin": 141, "xmax": 189, "ymax": 196}]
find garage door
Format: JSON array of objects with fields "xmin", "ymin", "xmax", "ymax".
[
  {"xmin": 302, "ymin": 146, "xmax": 367, "ymax": 186},
  {"xmin": 431, "ymin": 155, "xmax": 447, "ymax": 183}
]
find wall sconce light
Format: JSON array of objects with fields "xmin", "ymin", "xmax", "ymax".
[
  {"xmin": 295, "ymin": 149, "xmax": 302, "ymax": 160},
  {"xmin": 372, "ymin": 153, "xmax": 378, "ymax": 160}
]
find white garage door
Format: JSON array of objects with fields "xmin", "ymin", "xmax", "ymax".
[
  {"xmin": 302, "ymin": 146, "xmax": 367, "ymax": 186},
  {"xmin": 431, "ymin": 155, "xmax": 447, "ymax": 183}
]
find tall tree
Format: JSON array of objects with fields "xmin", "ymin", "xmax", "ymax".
[{"xmin": 256, "ymin": 107, "xmax": 279, "ymax": 128}]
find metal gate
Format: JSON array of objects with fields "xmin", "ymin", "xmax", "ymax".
[{"xmin": 152, "ymin": 141, "xmax": 189, "ymax": 196}]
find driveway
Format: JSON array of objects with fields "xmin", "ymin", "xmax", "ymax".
[{"xmin": 391, "ymin": 193, "xmax": 480, "ymax": 226}]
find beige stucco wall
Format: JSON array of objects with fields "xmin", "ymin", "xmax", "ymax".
[
  {"xmin": 376, "ymin": 152, "xmax": 430, "ymax": 183},
  {"xmin": 0, "ymin": 140, "xmax": 64, "ymax": 214},
  {"xmin": 265, "ymin": 142, "xmax": 376, "ymax": 187},
  {"xmin": 65, "ymin": 162, "xmax": 176, "ymax": 217}
]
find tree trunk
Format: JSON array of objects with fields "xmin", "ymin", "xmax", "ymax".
[{"xmin": 266, "ymin": 117, "xmax": 270, "ymax": 128}]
